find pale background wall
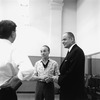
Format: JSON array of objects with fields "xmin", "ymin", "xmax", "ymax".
[
  {"xmin": 0, "ymin": 0, "xmax": 75, "ymax": 57},
  {"xmin": 77, "ymin": 0, "xmax": 100, "ymax": 55},
  {"xmin": 0, "ymin": 0, "xmax": 100, "ymax": 57},
  {"xmin": 62, "ymin": 0, "xmax": 77, "ymax": 56},
  {"xmin": 1, "ymin": 0, "xmax": 100, "ymax": 92}
]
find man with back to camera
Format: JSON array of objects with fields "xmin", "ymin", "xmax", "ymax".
[
  {"xmin": 0, "ymin": 20, "xmax": 34, "ymax": 100},
  {"xmin": 56, "ymin": 32, "xmax": 87, "ymax": 100}
]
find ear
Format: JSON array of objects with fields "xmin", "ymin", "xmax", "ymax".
[
  {"xmin": 12, "ymin": 31, "xmax": 16, "ymax": 39},
  {"xmin": 71, "ymin": 37, "xmax": 74, "ymax": 42},
  {"xmin": 11, "ymin": 31, "xmax": 15, "ymax": 38},
  {"xmin": 10, "ymin": 31, "xmax": 16, "ymax": 43}
]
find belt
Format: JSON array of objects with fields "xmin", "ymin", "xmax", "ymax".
[
  {"xmin": 38, "ymin": 80, "xmax": 46, "ymax": 83},
  {"xmin": 38, "ymin": 80, "xmax": 53, "ymax": 84},
  {"xmin": 0, "ymin": 86, "xmax": 5, "ymax": 90},
  {"xmin": 0, "ymin": 85, "xmax": 3, "ymax": 90},
  {"xmin": 0, "ymin": 86, "xmax": 4, "ymax": 90}
]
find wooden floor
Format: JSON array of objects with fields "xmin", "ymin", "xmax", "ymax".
[{"xmin": 17, "ymin": 93, "xmax": 59, "ymax": 100}]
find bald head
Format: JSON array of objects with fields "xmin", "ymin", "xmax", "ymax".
[{"xmin": 62, "ymin": 32, "xmax": 75, "ymax": 48}]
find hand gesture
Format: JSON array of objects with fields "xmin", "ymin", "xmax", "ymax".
[{"xmin": 45, "ymin": 76, "xmax": 53, "ymax": 83}]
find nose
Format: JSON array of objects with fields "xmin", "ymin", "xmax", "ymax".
[
  {"xmin": 62, "ymin": 40, "xmax": 64, "ymax": 44},
  {"xmin": 41, "ymin": 52, "xmax": 44, "ymax": 55}
]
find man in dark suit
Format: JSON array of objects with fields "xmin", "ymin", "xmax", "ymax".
[{"xmin": 58, "ymin": 32, "xmax": 87, "ymax": 100}]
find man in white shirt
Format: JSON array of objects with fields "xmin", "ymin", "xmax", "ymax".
[{"xmin": 0, "ymin": 20, "xmax": 34, "ymax": 100}]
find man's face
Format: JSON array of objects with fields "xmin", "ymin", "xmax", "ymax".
[
  {"xmin": 40, "ymin": 46, "xmax": 50, "ymax": 58},
  {"xmin": 62, "ymin": 33, "xmax": 73, "ymax": 48}
]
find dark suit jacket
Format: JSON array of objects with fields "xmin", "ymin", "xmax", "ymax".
[{"xmin": 58, "ymin": 44, "xmax": 86, "ymax": 100}]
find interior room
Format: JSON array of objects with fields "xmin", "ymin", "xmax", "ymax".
[{"xmin": 1, "ymin": 0, "xmax": 100, "ymax": 100}]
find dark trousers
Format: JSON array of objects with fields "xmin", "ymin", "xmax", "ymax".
[
  {"xmin": 59, "ymin": 90, "xmax": 88, "ymax": 100},
  {"xmin": 35, "ymin": 81, "xmax": 54, "ymax": 100},
  {"xmin": 0, "ymin": 87, "xmax": 17, "ymax": 100}
]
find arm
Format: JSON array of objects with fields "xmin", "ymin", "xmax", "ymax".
[
  {"xmin": 45, "ymin": 62, "xmax": 60, "ymax": 83},
  {"xmin": 31, "ymin": 74, "xmax": 48, "ymax": 81},
  {"xmin": 58, "ymin": 50, "xmax": 85, "ymax": 86},
  {"xmin": 12, "ymin": 50, "xmax": 34, "ymax": 81},
  {"xmin": 52, "ymin": 62, "xmax": 60, "ymax": 83},
  {"xmin": 31, "ymin": 62, "xmax": 48, "ymax": 81}
]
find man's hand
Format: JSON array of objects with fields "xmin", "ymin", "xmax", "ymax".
[
  {"xmin": 39, "ymin": 75, "xmax": 48, "ymax": 82},
  {"xmin": 45, "ymin": 76, "xmax": 53, "ymax": 83},
  {"xmin": 52, "ymin": 76, "xmax": 59, "ymax": 83}
]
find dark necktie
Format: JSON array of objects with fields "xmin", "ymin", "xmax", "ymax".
[
  {"xmin": 67, "ymin": 51, "xmax": 70, "ymax": 56},
  {"xmin": 67, "ymin": 51, "xmax": 69, "ymax": 55},
  {"xmin": 41, "ymin": 60, "xmax": 49, "ymax": 68}
]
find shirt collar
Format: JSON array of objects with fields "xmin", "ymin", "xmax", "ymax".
[
  {"xmin": 68, "ymin": 43, "xmax": 76, "ymax": 52},
  {"xmin": 40, "ymin": 58, "xmax": 50, "ymax": 62},
  {"xmin": 0, "ymin": 39, "xmax": 12, "ymax": 44}
]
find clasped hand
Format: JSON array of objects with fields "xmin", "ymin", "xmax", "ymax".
[{"xmin": 39, "ymin": 75, "xmax": 53, "ymax": 83}]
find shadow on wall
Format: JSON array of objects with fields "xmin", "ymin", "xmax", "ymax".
[
  {"xmin": 17, "ymin": 56, "xmax": 63, "ymax": 93},
  {"xmin": 17, "ymin": 54, "xmax": 100, "ymax": 93},
  {"xmin": 29, "ymin": 56, "xmax": 64, "ymax": 67},
  {"xmin": 85, "ymin": 52, "xmax": 100, "ymax": 75},
  {"xmin": 17, "ymin": 53, "xmax": 100, "ymax": 93}
]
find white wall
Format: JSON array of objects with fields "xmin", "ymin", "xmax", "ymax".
[
  {"xmin": 61, "ymin": 0, "xmax": 77, "ymax": 57},
  {"xmin": 62, "ymin": 0, "xmax": 100, "ymax": 56},
  {"xmin": 77, "ymin": 0, "xmax": 100, "ymax": 55},
  {"xmin": 0, "ymin": 0, "xmax": 52, "ymax": 56},
  {"xmin": 1, "ymin": 0, "xmax": 100, "ymax": 57},
  {"xmin": 0, "ymin": 0, "xmax": 63, "ymax": 57}
]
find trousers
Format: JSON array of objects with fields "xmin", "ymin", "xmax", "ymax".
[
  {"xmin": 35, "ymin": 81, "xmax": 54, "ymax": 100},
  {"xmin": 0, "ymin": 87, "xmax": 17, "ymax": 100}
]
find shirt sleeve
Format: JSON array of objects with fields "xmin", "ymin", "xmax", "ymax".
[
  {"xmin": 54, "ymin": 62, "xmax": 60, "ymax": 76},
  {"xmin": 52, "ymin": 62, "xmax": 60, "ymax": 82},
  {"xmin": 33, "ymin": 62, "xmax": 38, "ymax": 76},
  {"xmin": 12, "ymin": 49, "xmax": 34, "ymax": 81}
]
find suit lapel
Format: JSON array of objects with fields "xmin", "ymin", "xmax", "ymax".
[
  {"xmin": 60, "ymin": 44, "xmax": 77, "ymax": 71},
  {"xmin": 60, "ymin": 53, "xmax": 69, "ymax": 71}
]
